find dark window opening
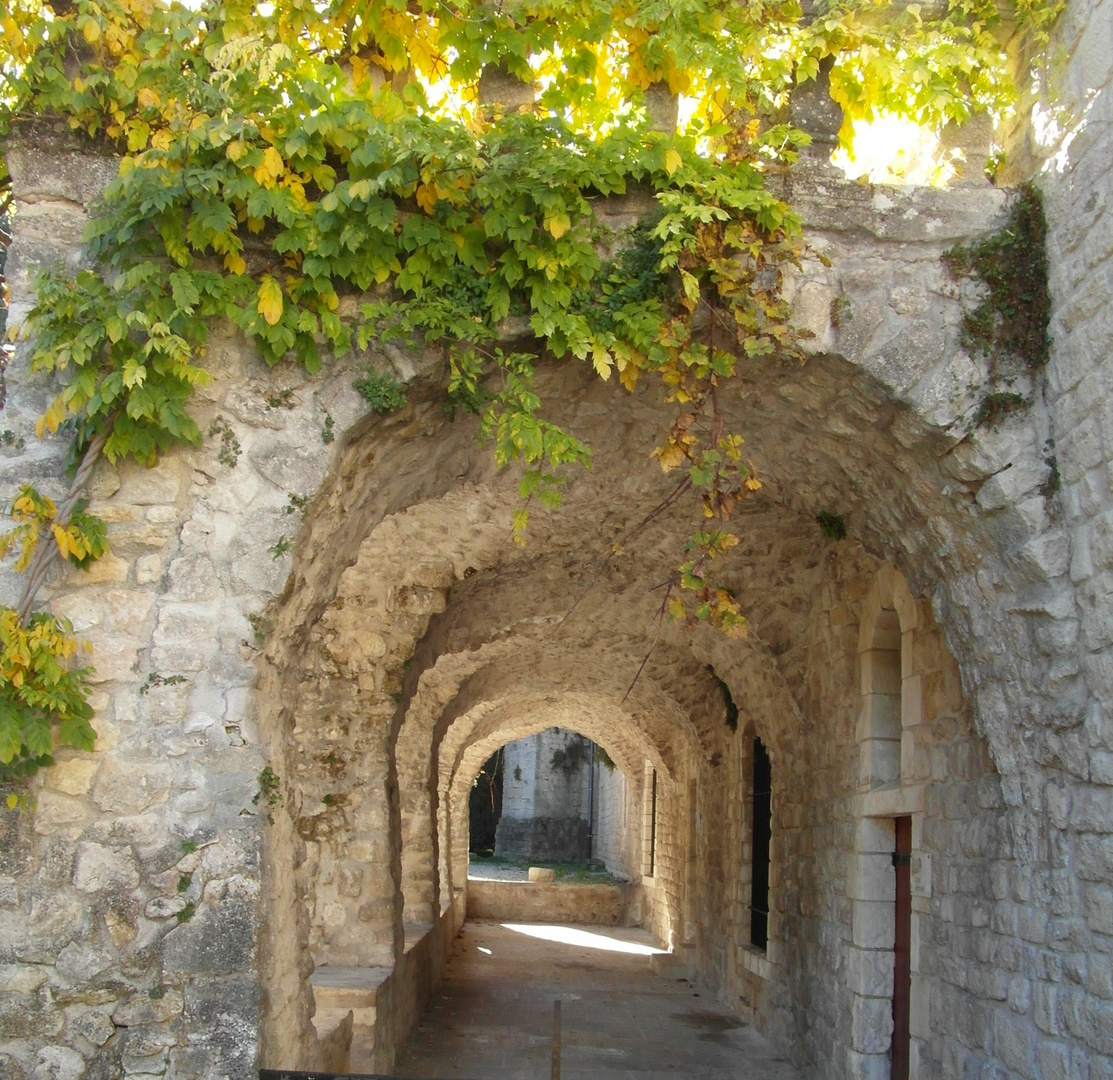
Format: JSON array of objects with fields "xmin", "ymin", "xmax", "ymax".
[
  {"xmin": 892, "ymin": 815, "xmax": 913, "ymax": 1080},
  {"xmin": 649, "ymin": 768, "xmax": 658, "ymax": 877},
  {"xmin": 468, "ymin": 749, "xmax": 504, "ymax": 856},
  {"xmin": 750, "ymin": 737, "xmax": 771, "ymax": 950}
]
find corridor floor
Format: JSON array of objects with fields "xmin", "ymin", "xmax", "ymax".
[{"xmin": 393, "ymin": 922, "xmax": 801, "ymax": 1079}]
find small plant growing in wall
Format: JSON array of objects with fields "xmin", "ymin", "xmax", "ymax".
[
  {"xmin": 1041, "ymin": 439, "xmax": 1061, "ymax": 500},
  {"xmin": 264, "ymin": 388, "xmax": 296, "ymax": 410},
  {"xmin": 706, "ymin": 665, "xmax": 739, "ymax": 731},
  {"xmin": 138, "ymin": 672, "xmax": 189, "ymax": 696},
  {"xmin": 246, "ymin": 613, "xmax": 271, "ymax": 644},
  {"xmin": 944, "ymin": 183, "xmax": 1051, "ymax": 427},
  {"xmin": 816, "ymin": 511, "xmax": 847, "ymax": 540},
  {"xmin": 353, "ymin": 367, "xmax": 407, "ymax": 415},
  {"xmin": 253, "ymin": 765, "xmax": 282, "ymax": 823},
  {"xmin": 207, "ymin": 417, "xmax": 241, "ymax": 468},
  {"xmin": 973, "ymin": 391, "xmax": 1029, "ymax": 429}
]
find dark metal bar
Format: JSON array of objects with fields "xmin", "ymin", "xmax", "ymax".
[
  {"xmin": 551, "ymin": 998, "xmax": 562, "ymax": 1080},
  {"xmin": 750, "ymin": 737, "xmax": 771, "ymax": 950},
  {"xmin": 892, "ymin": 815, "xmax": 913, "ymax": 1080},
  {"xmin": 260, "ymin": 1072, "xmax": 479, "ymax": 1080}
]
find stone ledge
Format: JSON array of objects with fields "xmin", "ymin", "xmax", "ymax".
[
  {"xmin": 466, "ymin": 879, "xmax": 636, "ymax": 925},
  {"xmin": 310, "ymin": 966, "xmax": 391, "ymax": 1011}
]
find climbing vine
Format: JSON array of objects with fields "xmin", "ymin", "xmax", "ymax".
[
  {"xmin": 944, "ymin": 183, "xmax": 1051, "ymax": 426},
  {"xmin": 0, "ymin": 0, "xmax": 1063, "ymax": 792}
]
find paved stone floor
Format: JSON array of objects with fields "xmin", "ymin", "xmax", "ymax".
[{"xmin": 393, "ymin": 921, "xmax": 801, "ymax": 1079}]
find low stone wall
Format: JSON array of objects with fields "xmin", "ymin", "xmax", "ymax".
[
  {"xmin": 308, "ymin": 888, "xmax": 466, "ymax": 1074},
  {"xmin": 466, "ymin": 880, "xmax": 638, "ymax": 925}
]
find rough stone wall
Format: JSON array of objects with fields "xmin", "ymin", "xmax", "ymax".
[{"xmin": 0, "ymin": 129, "xmax": 368, "ymax": 1080}]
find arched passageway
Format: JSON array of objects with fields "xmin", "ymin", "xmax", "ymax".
[{"xmin": 252, "ymin": 346, "xmax": 1019, "ymax": 1080}]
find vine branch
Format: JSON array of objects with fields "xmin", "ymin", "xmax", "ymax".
[{"xmin": 16, "ymin": 421, "xmax": 114, "ymax": 624}]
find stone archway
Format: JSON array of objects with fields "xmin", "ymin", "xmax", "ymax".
[{"xmin": 247, "ymin": 339, "xmax": 1024, "ymax": 1077}]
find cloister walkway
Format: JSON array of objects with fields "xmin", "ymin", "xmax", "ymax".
[{"xmin": 393, "ymin": 922, "xmax": 802, "ymax": 1080}]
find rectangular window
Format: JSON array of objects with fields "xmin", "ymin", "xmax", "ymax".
[
  {"xmin": 750, "ymin": 738, "xmax": 771, "ymax": 950},
  {"xmin": 648, "ymin": 768, "xmax": 657, "ymax": 876}
]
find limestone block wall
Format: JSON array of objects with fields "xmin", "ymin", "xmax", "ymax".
[
  {"xmin": 0, "ymin": 129, "xmax": 369, "ymax": 1080},
  {"xmin": 591, "ymin": 761, "xmax": 634, "ymax": 880}
]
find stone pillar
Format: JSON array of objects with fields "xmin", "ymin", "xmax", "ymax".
[
  {"xmin": 644, "ymin": 81, "xmax": 679, "ymax": 134},
  {"xmin": 789, "ymin": 55, "xmax": 844, "ymax": 168},
  {"xmin": 477, "ymin": 63, "xmax": 536, "ymax": 112}
]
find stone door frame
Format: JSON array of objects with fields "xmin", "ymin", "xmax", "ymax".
[{"xmin": 847, "ymin": 567, "xmax": 932, "ymax": 1080}]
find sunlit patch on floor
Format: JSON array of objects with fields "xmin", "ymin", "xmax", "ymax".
[{"xmin": 501, "ymin": 923, "xmax": 667, "ymax": 955}]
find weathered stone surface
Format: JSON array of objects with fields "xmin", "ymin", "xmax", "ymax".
[
  {"xmin": 40, "ymin": 761, "xmax": 98, "ymax": 803},
  {"xmin": 181, "ymin": 976, "xmax": 260, "ymax": 1080},
  {"xmin": 24, "ymin": 894, "xmax": 90, "ymax": 957},
  {"xmin": 161, "ymin": 901, "xmax": 256, "ymax": 976},
  {"xmin": 32, "ymin": 1045, "xmax": 86, "ymax": 1080},
  {"xmin": 55, "ymin": 942, "xmax": 116, "ymax": 983},
  {"xmin": 72, "ymin": 843, "xmax": 140, "ymax": 894},
  {"xmin": 66, "ymin": 1010, "xmax": 116, "ymax": 1049},
  {"xmin": 112, "ymin": 988, "xmax": 184, "ymax": 1028},
  {"xmin": 0, "ymin": 991, "xmax": 62, "ymax": 1040},
  {"xmin": 90, "ymin": 760, "xmax": 172, "ymax": 817}
]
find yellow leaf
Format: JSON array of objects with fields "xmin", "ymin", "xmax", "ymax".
[
  {"xmin": 415, "ymin": 183, "xmax": 438, "ymax": 213},
  {"xmin": 680, "ymin": 269, "xmax": 700, "ymax": 304},
  {"xmin": 226, "ymin": 140, "xmax": 246, "ymax": 163},
  {"xmin": 654, "ymin": 442, "xmax": 686, "ymax": 471},
  {"xmin": 592, "ymin": 346, "xmax": 613, "ymax": 380},
  {"xmin": 2, "ymin": 16, "xmax": 25, "ymax": 53},
  {"xmin": 82, "ymin": 18, "xmax": 100, "ymax": 44},
  {"xmin": 126, "ymin": 120, "xmax": 149, "ymax": 152},
  {"xmin": 36, "ymin": 397, "xmax": 68, "ymax": 437},
  {"xmin": 224, "ymin": 251, "xmax": 246, "ymax": 274},
  {"xmin": 254, "ymin": 146, "xmax": 285, "ymax": 187},
  {"xmin": 257, "ymin": 276, "xmax": 284, "ymax": 326},
  {"xmin": 665, "ymin": 148, "xmax": 682, "ymax": 176},
  {"xmin": 137, "ymin": 86, "xmax": 160, "ymax": 108},
  {"xmin": 619, "ymin": 365, "xmax": 641, "ymax": 392},
  {"xmin": 5, "ymin": 794, "xmax": 17, "ymax": 810},
  {"xmin": 51, "ymin": 523, "xmax": 76, "ymax": 560},
  {"xmin": 745, "ymin": 476, "xmax": 763, "ymax": 491},
  {"xmin": 546, "ymin": 212, "xmax": 571, "ymax": 239},
  {"xmin": 150, "ymin": 128, "xmax": 172, "ymax": 151}
]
